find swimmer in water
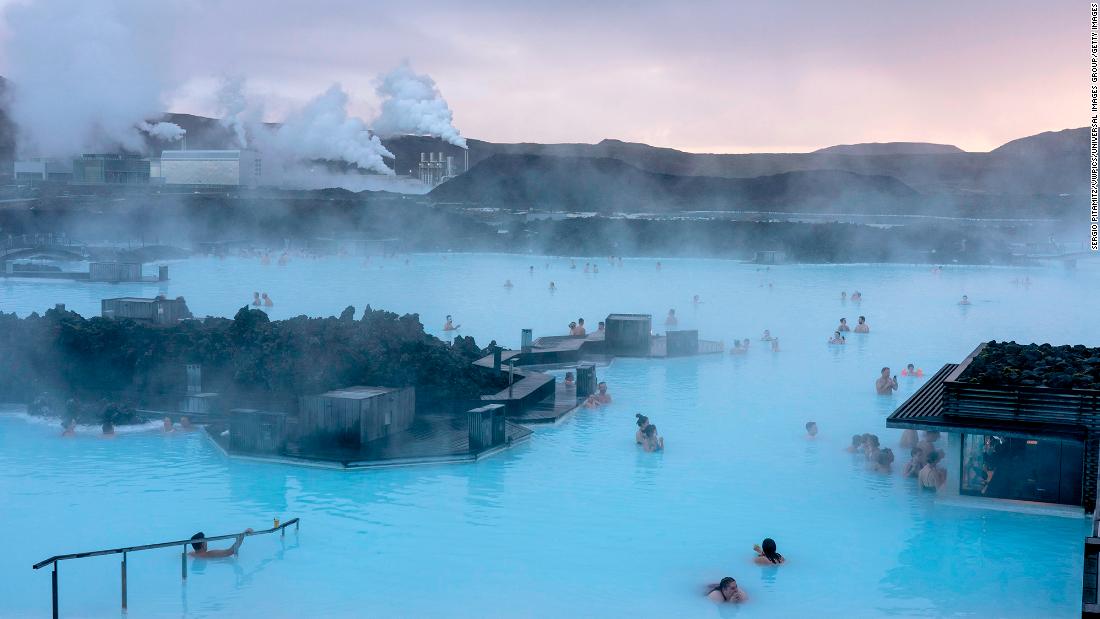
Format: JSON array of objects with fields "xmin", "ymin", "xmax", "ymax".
[
  {"xmin": 753, "ymin": 538, "xmax": 785, "ymax": 565},
  {"xmin": 875, "ymin": 367, "xmax": 898, "ymax": 395},
  {"xmin": 180, "ymin": 416, "xmax": 193, "ymax": 430},
  {"xmin": 837, "ymin": 317, "xmax": 850, "ymax": 332},
  {"xmin": 899, "ymin": 428, "xmax": 919, "ymax": 449},
  {"xmin": 642, "ymin": 424, "xmax": 664, "ymax": 452},
  {"xmin": 665, "ymin": 309, "xmax": 678, "ymax": 326},
  {"xmin": 443, "ymin": 315, "xmax": 460, "ymax": 331},
  {"xmin": 851, "ymin": 291, "xmax": 862, "ymax": 302},
  {"xmin": 742, "ymin": 338, "xmax": 751, "ymax": 350},
  {"xmin": 874, "ymin": 448, "xmax": 895, "ymax": 473},
  {"xmin": 805, "ymin": 421, "xmax": 818, "ymax": 438},
  {"xmin": 529, "ymin": 265, "xmax": 534, "ymax": 275},
  {"xmin": 854, "ymin": 315, "xmax": 869, "ymax": 333},
  {"xmin": 61, "ymin": 418, "xmax": 76, "ymax": 436},
  {"xmin": 252, "ymin": 292, "xmax": 261, "ymax": 306},
  {"xmin": 102, "ymin": 420, "xmax": 115, "ymax": 436},
  {"xmin": 594, "ymin": 382, "xmax": 611, "ymax": 404},
  {"xmin": 841, "ymin": 291, "xmax": 847, "ymax": 301},
  {"xmin": 597, "ymin": 321, "xmax": 605, "ymax": 333},
  {"xmin": 568, "ymin": 321, "xmax": 578, "ymax": 335},
  {"xmin": 163, "ymin": 416, "xmax": 174, "ymax": 432},
  {"xmin": 901, "ymin": 364, "xmax": 923, "ymax": 377},
  {"xmin": 635, "ymin": 414, "xmax": 650, "ymax": 444},
  {"xmin": 693, "ymin": 294, "xmax": 702, "ymax": 305},
  {"xmin": 549, "ymin": 281, "xmax": 556, "ymax": 292},
  {"xmin": 771, "ymin": 338, "xmax": 780, "ymax": 352},
  {"xmin": 863, "ymin": 434, "xmax": 881, "ymax": 461},
  {"xmin": 564, "ymin": 371, "xmax": 575, "ymax": 387},
  {"xmin": 656, "ymin": 261, "xmax": 662, "ymax": 271},
  {"xmin": 504, "ymin": 279, "xmax": 514, "ymax": 289},
  {"xmin": 829, "ymin": 331, "xmax": 846, "ymax": 345},
  {"xmin": 902, "ymin": 447, "xmax": 926, "ymax": 478},
  {"xmin": 593, "ymin": 264, "xmax": 599, "ymax": 274},
  {"xmin": 706, "ymin": 577, "xmax": 746, "ymax": 603},
  {"xmin": 189, "ymin": 528, "xmax": 255, "ymax": 559},
  {"xmin": 760, "ymin": 330, "xmax": 773, "ymax": 341},
  {"xmin": 919, "ymin": 451, "xmax": 947, "ymax": 490},
  {"xmin": 262, "ymin": 293, "xmax": 273, "ymax": 307},
  {"xmin": 731, "ymin": 340, "xmax": 746, "ymax": 354},
  {"xmin": 576, "ymin": 318, "xmax": 586, "ymax": 336},
  {"xmin": 959, "ymin": 294, "xmax": 971, "ymax": 305},
  {"xmin": 845, "ymin": 434, "xmax": 864, "ymax": 453}
]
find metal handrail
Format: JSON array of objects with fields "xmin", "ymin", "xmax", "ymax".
[
  {"xmin": 32, "ymin": 518, "xmax": 299, "ymax": 618},
  {"xmin": 33, "ymin": 518, "xmax": 299, "ymax": 570}
]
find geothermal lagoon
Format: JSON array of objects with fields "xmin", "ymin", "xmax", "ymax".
[{"xmin": 1, "ymin": 253, "xmax": 1096, "ymax": 617}]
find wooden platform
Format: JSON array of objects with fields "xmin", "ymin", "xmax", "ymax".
[
  {"xmin": 207, "ymin": 412, "xmax": 533, "ymax": 469},
  {"xmin": 507, "ymin": 382, "xmax": 585, "ymax": 425}
]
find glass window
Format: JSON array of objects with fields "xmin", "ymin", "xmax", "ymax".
[{"xmin": 960, "ymin": 434, "xmax": 1083, "ymax": 505}]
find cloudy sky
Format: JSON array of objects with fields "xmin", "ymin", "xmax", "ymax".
[{"xmin": 0, "ymin": 0, "xmax": 1082, "ymax": 153}]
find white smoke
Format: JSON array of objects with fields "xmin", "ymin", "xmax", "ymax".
[
  {"xmin": 1, "ymin": 0, "xmax": 180, "ymax": 157},
  {"xmin": 137, "ymin": 121, "xmax": 186, "ymax": 142},
  {"xmin": 258, "ymin": 84, "xmax": 395, "ymax": 175},
  {"xmin": 217, "ymin": 75, "xmax": 250, "ymax": 148},
  {"xmin": 373, "ymin": 64, "xmax": 466, "ymax": 148}
]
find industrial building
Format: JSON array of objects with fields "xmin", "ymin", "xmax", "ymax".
[
  {"xmin": 73, "ymin": 154, "xmax": 150, "ymax": 184},
  {"xmin": 101, "ymin": 296, "xmax": 193, "ymax": 325},
  {"xmin": 159, "ymin": 149, "xmax": 261, "ymax": 186},
  {"xmin": 13, "ymin": 158, "xmax": 73, "ymax": 182},
  {"xmin": 417, "ymin": 151, "xmax": 467, "ymax": 186}
]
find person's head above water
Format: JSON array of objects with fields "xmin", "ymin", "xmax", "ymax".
[
  {"xmin": 714, "ymin": 577, "xmax": 739, "ymax": 599},
  {"xmin": 446, "ymin": 315, "xmax": 452, "ymax": 321},
  {"xmin": 644, "ymin": 424, "xmax": 657, "ymax": 437},
  {"xmin": 851, "ymin": 434, "xmax": 864, "ymax": 448},
  {"xmin": 760, "ymin": 538, "xmax": 783, "ymax": 563},
  {"xmin": 578, "ymin": 318, "xmax": 584, "ymax": 325},
  {"xmin": 881, "ymin": 367, "xmax": 891, "ymax": 376},
  {"xmin": 927, "ymin": 450, "xmax": 941, "ymax": 465},
  {"xmin": 907, "ymin": 363, "xmax": 916, "ymax": 371},
  {"xmin": 839, "ymin": 318, "xmax": 847, "ymax": 324},
  {"xmin": 858, "ymin": 316, "xmax": 866, "ymax": 323},
  {"xmin": 635, "ymin": 413, "xmax": 649, "ymax": 428},
  {"xmin": 805, "ymin": 421, "xmax": 818, "ymax": 436},
  {"xmin": 190, "ymin": 532, "xmax": 207, "ymax": 552},
  {"xmin": 597, "ymin": 381, "xmax": 607, "ymax": 393}
]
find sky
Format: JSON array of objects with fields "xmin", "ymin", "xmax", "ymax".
[{"xmin": 0, "ymin": 0, "xmax": 1084, "ymax": 153}]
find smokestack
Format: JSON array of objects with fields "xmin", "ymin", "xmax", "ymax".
[{"xmin": 421, "ymin": 152, "xmax": 426, "ymax": 163}]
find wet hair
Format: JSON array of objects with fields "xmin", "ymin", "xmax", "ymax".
[
  {"xmin": 712, "ymin": 577, "xmax": 737, "ymax": 597},
  {"xmin": 867, "ymin": 434, "xmax": 880, "ymax": 448},
  {"xmin": 851, "ymin": 434, "xmax": 864, "ymax": 447},
  {"xmin": 907, "ymin": 363, "xmax": 915, "ymax": 370},
  {"xmin": 881, "ymin": 367, "xmax": 890, "ymax": 373},
  {"xmin": 859, "ymin": 315, "xmax": 866, "ymax": 322},
  {"xmin": 761, "ymin": 538, "xmax": 783, "ymax": 564},
  {"xmin": 578, "ymin": 318, "xmax": 584, "ymax": 324},
  {"xmin": 446, "ymin": 315, "xmax": 452, "ymax": 320},
  {"xmin": 911, "ymin": 447, "xmax": 922, "ymax": 457},
  {"xmin": 644, "ymin": 424, "xmax": 657, "ymax": 438},
  {"xmin": 839, "ymin": 317, "xmax": 846, "ymax": 322},
  {"xmin": 877, "ymin": 448, "xmax": 894, "ymax": 466},
  {"xmin": 635, "ymin": 414, "xmax": 649, "ymax": 427},
  {"xmin": 805, "ymin": 421, "xmax": 817, "ymax": 431},
  {"xmin": 927, "ymin": 450, "xmax": 941, "ymax": 465},
  {"xmin": 190, "ymin": 532, "xmax": 206, "ymax": 552}
]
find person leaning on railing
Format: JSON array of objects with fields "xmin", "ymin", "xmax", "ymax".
[{"xmin": 189, "ymin": 528, "xmax": 254, "ymax": 558}]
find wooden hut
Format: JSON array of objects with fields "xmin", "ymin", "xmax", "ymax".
[
  {"xmin": 89, "ymin": 262, "xmax": 143, "ymax": 282},
  {"xmin": 605, "ymin": 314, "xmax": 652, "ymax": 356},
  {"xmin": 101, "ymin": 296, "xmax": 193, "ymax": 325},
  {"xmin": 229, "ymin": 409, "xmax": 288, "ymax": 454},
  {"xmin": 298, "ymin": 386, "xmax": 415, "ymax": 449},
  {"xmin": 467, "ymin": 404, "xmax": 506, "ymax": 451}
]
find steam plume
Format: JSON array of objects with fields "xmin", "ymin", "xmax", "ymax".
[
  {"xmin": 1, "ymin": 0, "xmax": 178, "ymax": 156},
  {"xmin": 373, "ymin": 64, "xmax": 466, "ymax": 148},
  {"xmin": 137, "ymin": 121, "xmax": 186, "ymax": 142},
  {"xmin": 217, "ymin": 75, "xmax": 250, "ymax": 148}
]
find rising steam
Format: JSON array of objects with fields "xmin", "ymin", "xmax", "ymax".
[
  {"xmin": 373, "ymin": 64, "xmax": 467, "ymax": 148},
  {"xmin": 137, "ymin": 121, "xmax": 186, "ymax": 142}
]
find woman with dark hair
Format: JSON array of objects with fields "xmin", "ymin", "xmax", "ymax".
[
  {"xmin": 635, "ymin": 414, "xmax": 650, "ymax": 444},
  {"xmin": 642, "ymin": 424, "xmax": 664, "ymax": 452},
  {"xmin": 706, "ymin": 577, "xmax": 746, "ymax": 602},
  {"xmin": 753, "ymin": 538, "xmax": 785, "ymax": 565}
]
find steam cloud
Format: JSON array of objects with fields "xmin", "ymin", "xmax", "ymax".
[
  {"xmin": 264, "ymin": 85, "xmax": 395, "ymax": 175},
  {"xmin": 373, "ymin": 64, "xmax": 467, "ymax": 148},
  {"xmin": 217, "ymin": 76, "xmax": 250, "ymax": 149},
  {"xmin": 137, "ymin": 121, "xmax": 186, "ymax": 142},
  {"xmin": 1, "ymin": 0, "xmax": 179, "ymax": 157}
]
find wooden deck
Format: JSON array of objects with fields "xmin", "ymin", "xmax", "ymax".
[{"xmin": 507, "ymin": 381, "xmax": 585, "ymax": 424}]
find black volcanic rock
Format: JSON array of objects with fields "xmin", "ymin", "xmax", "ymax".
[{"xmin": 429, "ymin": 153, "xmax": 920, "ymax": 213}]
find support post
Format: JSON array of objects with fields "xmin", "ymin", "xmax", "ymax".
[
  {"xmin": 52, "ymin": 564, "xmax": 58, "ymax": 619},
  {"xmin": 181, "ymin": 548, "xmax": 187, "ymax": 580},
  {"xmin": 508, "ymin": 360, "xmax": 516, "ymax": 398},
  {"xmin": 121, "ymin": 552, "xmax": 127, "ymax": 610}
]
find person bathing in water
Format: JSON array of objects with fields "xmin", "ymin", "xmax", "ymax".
[
  {"xmin": 829, "ymin": 331, "xmax": 846, "ymax": 345},
  {"xmin": 854, "ymin": 315, "xmax": 869, "ymax": 333},
  {"xmin": 504, "ymin": 279, "xmax": 514, "ymax": 289},
  {"xmin": 837, "ymin": 317, "xmax": 850, "ymax": 332},
  {"xmin": 642, "ymin": 424, "xmax": 664, "ymax": 452},
  {"xmin": 594, "ymin": 382, "xmax": 611, "ymax": 404},
  {"xmin": 706, "ymin": 577, "xmax": 746, "ymax": 603},
  {"xmin": 959, "ymin": 294, "xmax": 971, "ymax": 305},
  {"xmin": 251, "ymin": 292, "xmax": 261, "ymax": 306},
  {"xmin": 443, "ymin": 315, "xmax": 460, "ymax": 331},
  {"xmin": 901, "ymin": 363, "xmax": 923, "ymax": 377},
  {"xmin": 731, "ymin": 340, "xmax": 747, "ymax": 354},
  {"xmin": 635, "ymin": 414, "xmax": 650, "ymax": 444},
  {"xmin": 805, "ymin": 421, "xmax": 818, "ymax": 438},
  {"xmin": 189, "ymin": 528, "xmax": 255, "ymax": 558},
  {"xmin": 760, "ymin": 329, "xmax": 774, "ymax": 341},
  {"xmin": 261, "ymin": 293, "xmax": 273, "ymax": 307},
  {"xmin": 876, "ymin": 367, "xmax": 898, "ymax": 394},
  {"xmin": 771, "ymin": 338, "xmax": 780, "ymax": 352},
  {"xmin": 753, "ymin": 538, "xmax": 785, "ymax": 565},
  {"xmin": 665, "ymin": 309, "xmax": 678, "ymax": 326}
]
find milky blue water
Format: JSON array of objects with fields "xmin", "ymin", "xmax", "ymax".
[{"xmin": 1, "ymin": 253, "xmax": 1098, "ymax": 618}]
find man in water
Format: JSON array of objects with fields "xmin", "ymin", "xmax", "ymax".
[
  {"xmin": 163, "ymin": 417, "xmax": 174, "ymax": 432},
  {"xmin": 251, "ymin": 292, "xmax": 261, "ymax": 306},
  {"xmin": 854, "ymin": 316, "xmax": 869, "ymax": 333},
  {"xmin": 959, "ymin": 294, "xmax": 971, "ymax": 305},
  {"xmin": 665, "ymin": 309, "xmax": 677, "ymax": 326},
  {"xmin": 189, "ymin": 528, "xmax": 254, "ymax": 558},
  {"xmin": 875, "ymin": 367, "xmax": 898, "ymax": 395},
  {"xmin": 443, "ymin": 315, "xmax": 459, "ymax": 331},
  {"xmin": 837, "ymin": 318, "xmax": 850, "ymax": 332},
  {"xmin": 597, "ymin": 321, "xmax": 605, "ymax": 333},
  {"xmin": 576, "ymin": 318, "xmax": 586, "ymax": 336},
  {"xmin": 594, "ymin": 382, "xmax": 612, "ymax": 404},
  {"xmin": 805, "ymin": 421, "xmax": 818, "ymax": 438}
]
